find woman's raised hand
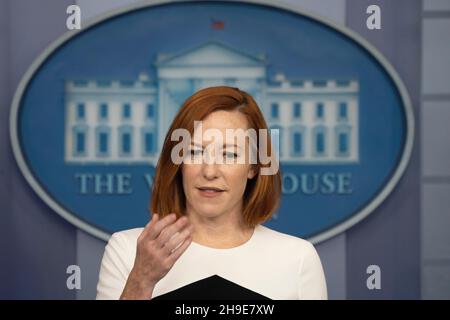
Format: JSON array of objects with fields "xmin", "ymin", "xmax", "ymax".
[{"xmin": 120, "ymin": 213, "xmax": 194, "ymax": 300}]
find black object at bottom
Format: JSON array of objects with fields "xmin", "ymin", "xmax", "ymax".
[{"xmin": 152, "ymin": 275, "xmax": 271, "ymax": 300}]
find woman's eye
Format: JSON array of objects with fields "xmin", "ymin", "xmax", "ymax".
[
  {"xmin": 190, "ymin": 149, "xmax": 203, "ymax": 156},
  {"xmin": 223, "ymin": 152, "xmax": 238, "ymax": 158}
]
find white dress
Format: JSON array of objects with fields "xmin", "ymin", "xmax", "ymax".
[{"xmin": 96, "ymin": 224, "xmax": 328, "ymax": 300}]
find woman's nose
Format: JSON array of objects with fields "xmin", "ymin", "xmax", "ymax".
[
  {"xmin": 200, "ymin": 144, "xmax": 221, "ymax": 179},
  {"xmin": 201, "ymin": 162, "xmax": 220, "ymax": 179}
]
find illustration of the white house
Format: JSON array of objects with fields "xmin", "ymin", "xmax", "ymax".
[{"xmin": 64, "ymin": 40, "xmax": 359, "ymax": 165}]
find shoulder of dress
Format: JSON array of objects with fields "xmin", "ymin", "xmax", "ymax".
[
  {"xmin": 108, "ymin": 227, "xmax": 144, "ymax": 246},
  {"xmin": 256, "ymin": 225, "xmax": 315, "ymax": 252}
]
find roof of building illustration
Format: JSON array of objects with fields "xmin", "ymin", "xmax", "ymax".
[{"xmin": 154, "ymin": 40, "xmax": 267, "ymax": 67}]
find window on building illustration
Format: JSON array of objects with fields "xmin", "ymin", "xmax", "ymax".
[
  {"xmin": 270, "ymin": 125, "xmax": 282, "ymax": 157},
  {"xmin": 97, "ymin": 80, "xmax": 111, "ymax": 88},
  {"xmin": 141, "ymin": 127, "xmax": 156, "ymax": 155},
  {"xmin": 99, "ymin": 103, "xmax": 108, "ymax": 120},
  {"xmin": 119, "ymin": 125, "xmax": 133, "ymax": 156},
  {"xmin": 72, "ymin": 125, "xmax": 88, "ymax": 157},
  {"xmin": 335, "ymin": 125, "xmax": 351, "ymax": 157},
  {"xmin": 313, "ymin": 127, "xmax": 327, "ymax": 156},
  {"xmin": 224, "ymin": 77, "xmax": 237, "ymax": 85},
  {"xmin": 145, "ymin": 132, "xmax": 154, "ymax": 154},
  {"xmin": 76, "ymin": 103, "xmax": 85, "ymax": 120},
  {"xmin": 99, "ymin": 133, "xmax": 108, "ymax": 153},
  {"xmin": 122, "ymin": 132, "xmax": 131, "ymax": 154},
  {"xmin": 338, "ymin": 102, "xmax": 348, "ymax": 120},
  {"xmin": 73, "ymin": 80, "xmax": 88, "ymax": 87},
  {"xmin": 96, "ymin": 126, "xmax": 110, "ymax": 157},
  {"xmin": 338, "ymin": 132, "xmax": 348, "ymax": 154},
  {"xmin": 123, "ymin": 103, "xmax": 131, "ymax": 119},
  {"xmin": 147, "ymin": 104, "xmax": 155, "ymax": 119},
  {"xmin": 120, "ymin": 80, "xmax": 134, "ymax": 87},
  {"xmin": 291, "ymin": 80, "xmax": 304, "ymax": 87},
  {"xmin": 271, "ymin": 103, "xmax": 279, "ymax": 119},
  {"xmin": 293, "ymin": 131, "xmax": 303, "ymax": 154},
  {"xmin": 290, "ymin": 126, "xmax": 304, "ymax": 157},
  {"xmin": 316, "ymin": 103, "xmax": 324, "ymax": 119},
  {"xmin": 293, "ymin": 103, "xmax": 302, "ymax": 118},
  {"xmin": 313, "ymin": 80, "xmax": 327, "ymax": 87},
  {"xmin": 76, "ymin": 132, "xmax": 85, "ymax": 154},
  {"xmin": 317, "ymin": 132, "xmax": 325, "ymax": 153},
  {"xmin": 336, "ymin": 80, "xmax": 350, "ymax": 87}
]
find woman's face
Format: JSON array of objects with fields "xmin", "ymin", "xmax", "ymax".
[{"xmin": 181, "ymin": 110, "xmax": 256, "ymax": 221}]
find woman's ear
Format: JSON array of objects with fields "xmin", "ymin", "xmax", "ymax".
[{"xmin": 247, "ymin": 165, "xmax": 257, "ymax": 179}]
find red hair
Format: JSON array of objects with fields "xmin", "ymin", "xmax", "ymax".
[{"xmin": 150, "ymin": 86, "xmax": 281, "ymax": 227}]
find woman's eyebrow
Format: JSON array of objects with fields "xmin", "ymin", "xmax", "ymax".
[
  {"xmin": 190, "ymin": 142, "xmax": 204, "ymax": 148},
  {"xmin": 191, "ymin": 142, "xmax": 241, "ymax": 149}
]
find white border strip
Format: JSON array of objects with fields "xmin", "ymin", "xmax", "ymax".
[{"xmin": 9, "ymin": 0, "xmax": 414, "ymax": 243}]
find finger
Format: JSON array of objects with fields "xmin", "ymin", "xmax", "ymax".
[
  {"xmin": 140, "ymin": 213, "xmax": 159, "ymax": 240},
  {"xmin": 152, "ymin": 213, "xmax": 160, "ymax": 225},
  {"xmin": 164, "ymin": 224, "xmax": 194, "ymax": 253},
  {"xmin": 156, "ymin": 216, "xmax": 190, "ymax": 247},
  {"xmin": 148, "ymin": 213, "xmax": 177, "ymax": 240},
  {"xmin": 167, "ymin": 236, "xmax": 192, "ymax": 263},
  {"xmin": 147, "ymin": 213, "xmax": 159, "ymax": 230}
]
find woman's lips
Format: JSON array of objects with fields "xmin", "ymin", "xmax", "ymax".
[{"xmin": 196, "ymin": 188, "xmax": 225, "ymax": 198}]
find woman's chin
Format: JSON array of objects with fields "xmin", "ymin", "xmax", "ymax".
[{"xmin": 193, "ymin": 208, "xmax": 224, "ymax": 219}]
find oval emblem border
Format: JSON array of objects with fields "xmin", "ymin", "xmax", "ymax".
[{"xmin": 9, "ymin": 0, "xmax": 414, "ymax": 243}]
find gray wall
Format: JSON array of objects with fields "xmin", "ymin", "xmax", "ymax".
[
  {"xmin": 421, "ymin": 0, "xmax": 450, "ymax": 299},
  {"xmin": 1, "ymin": 0, "xmax": 437, "ymax": 299},
  {"xmin": 346, "ymin": 0, "xmax": 421, "ymax": 299},
  {"xmin": 0, "ymin": 0, "xmax": 76, "ymax": 299}
]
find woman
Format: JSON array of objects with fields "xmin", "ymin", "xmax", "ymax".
[{"xmin": 96, "ymin": 86, "xmax": 327, "ymax": 300}]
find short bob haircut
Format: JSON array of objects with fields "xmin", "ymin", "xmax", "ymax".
[{"xmin": 150, "ymin": 86, "xmax": 281, "ymax": 227}]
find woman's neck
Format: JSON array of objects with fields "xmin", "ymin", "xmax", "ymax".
[{"xmin": 186, "ymin": 208, "xmax": 254, "ymax": 249}]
